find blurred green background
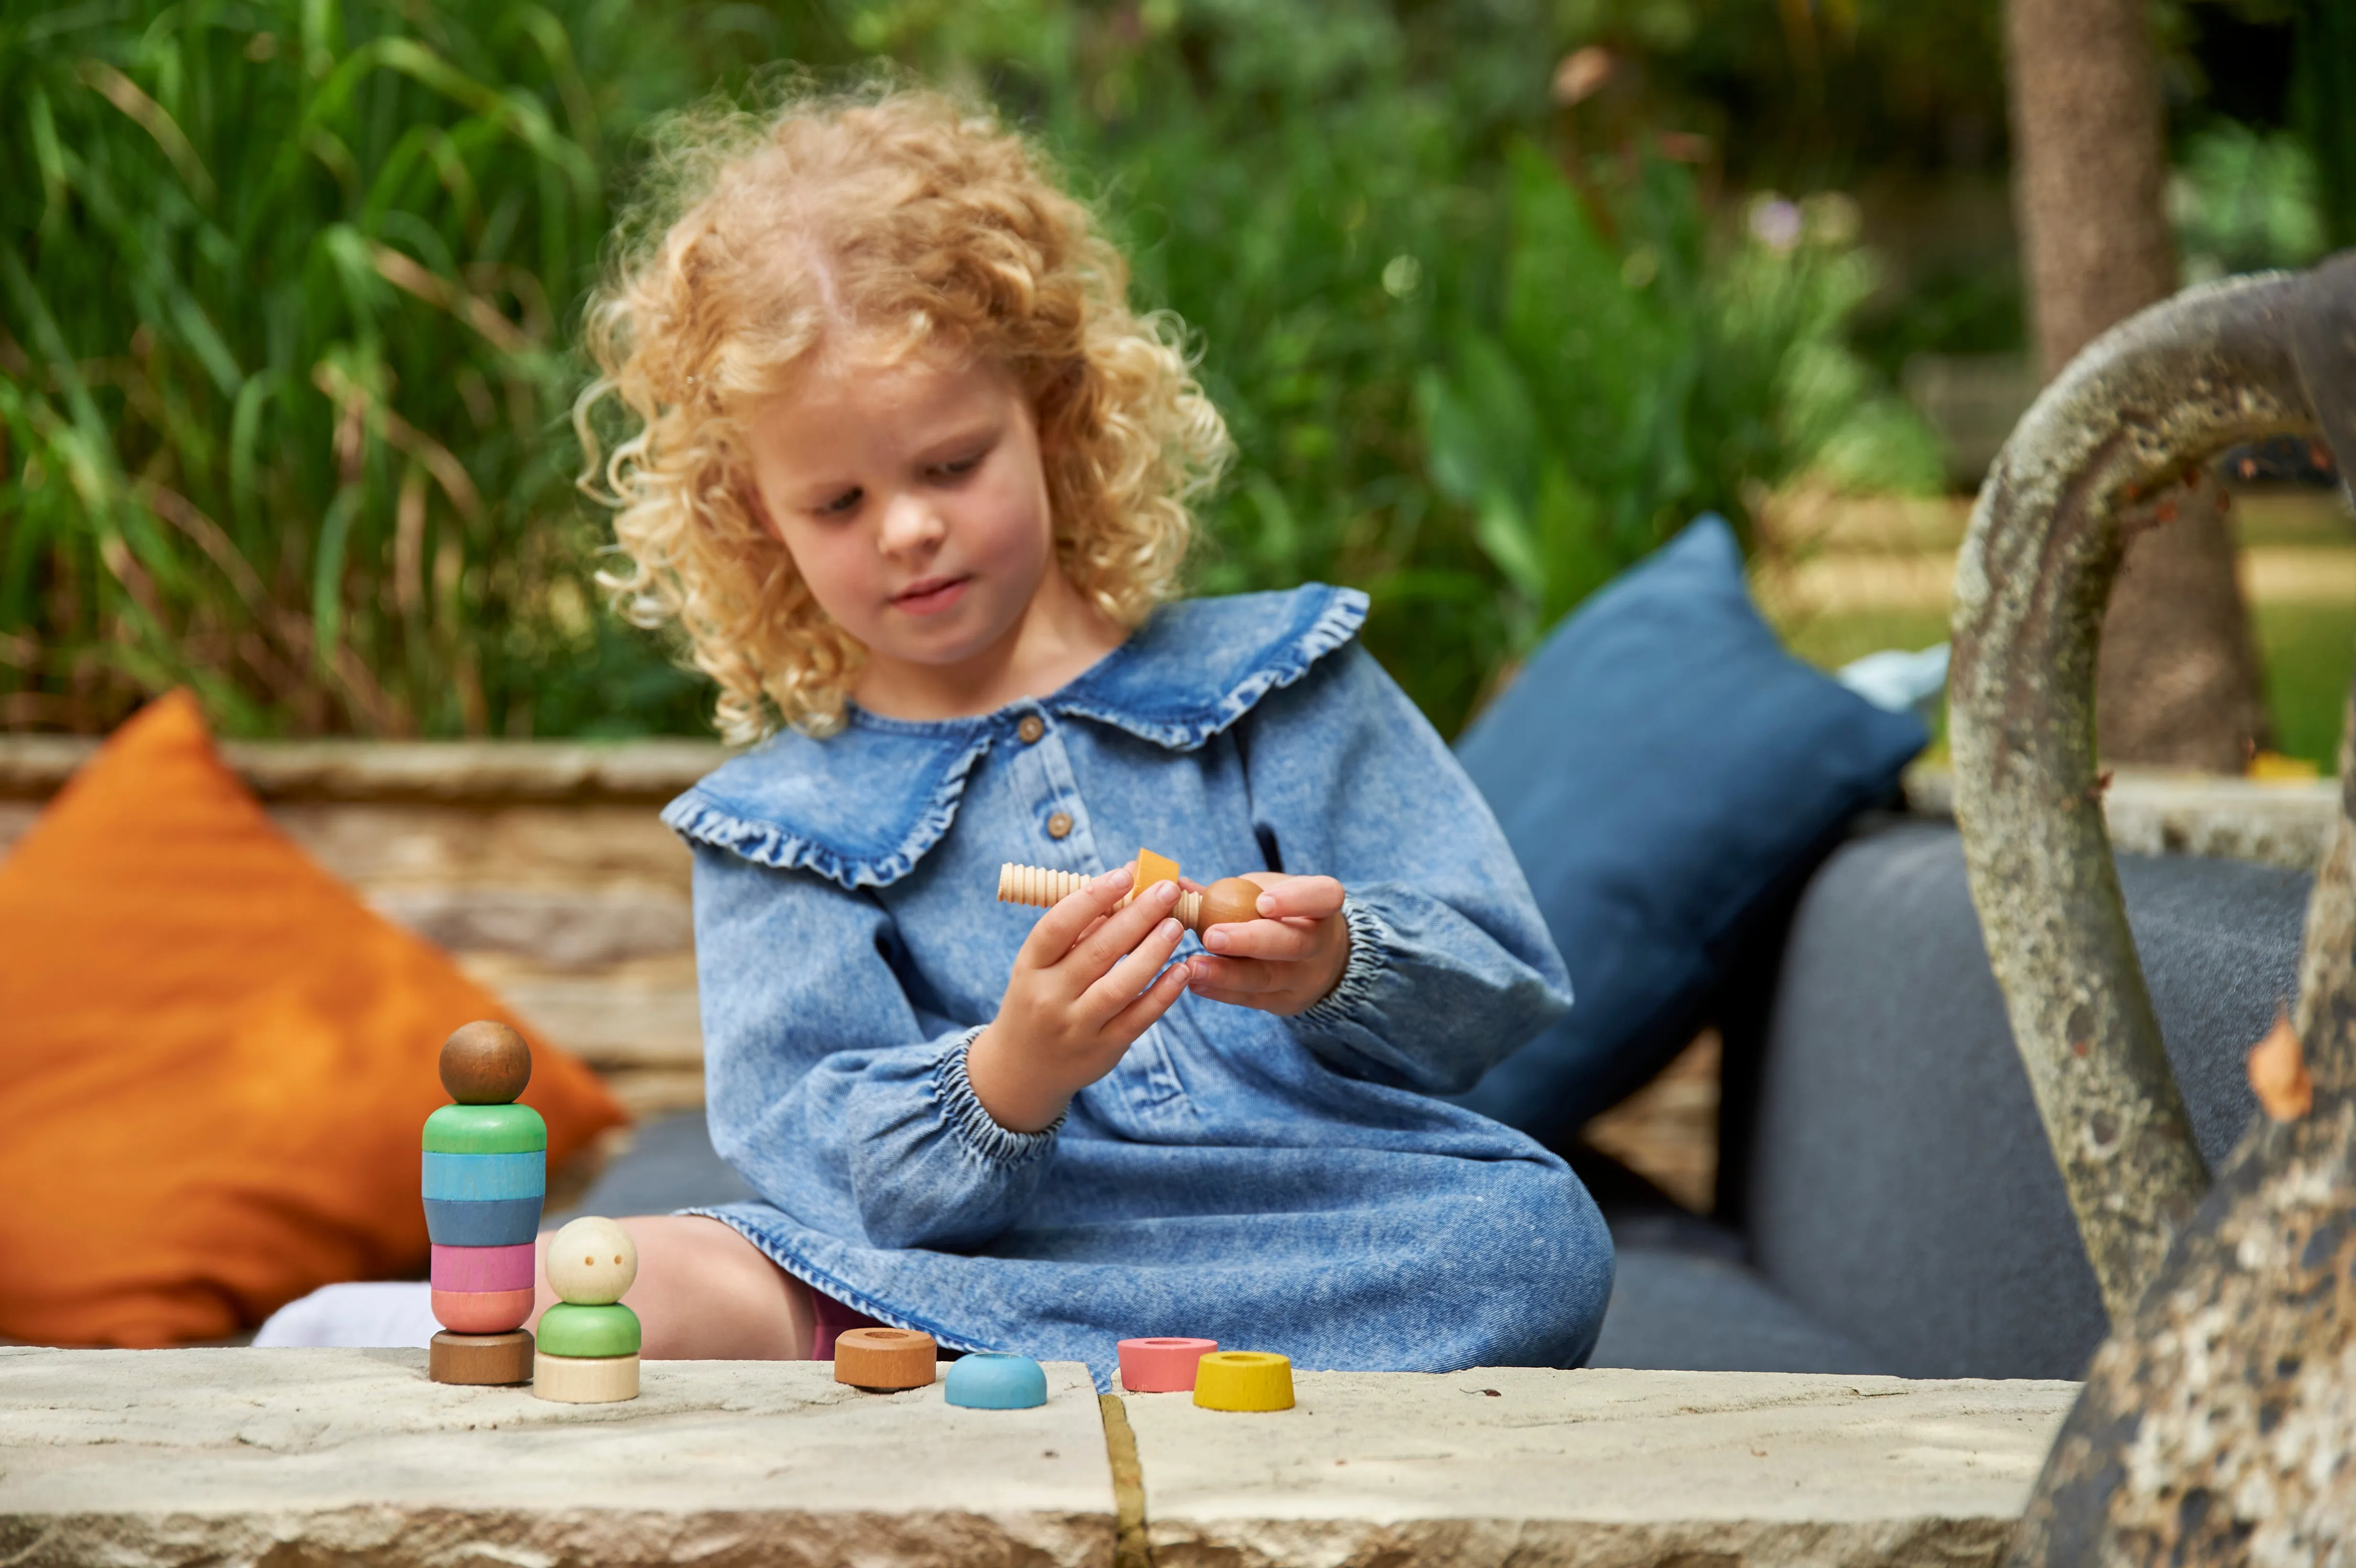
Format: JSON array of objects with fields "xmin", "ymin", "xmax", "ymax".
[{"xmin": 2, "ymin": 0, "xmax": 2348, "ymax": 752}]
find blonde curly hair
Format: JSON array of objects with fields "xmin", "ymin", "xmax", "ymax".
[{"xmin": 577, "ymin": 85, "xmax": 1232, "ymax": 742}]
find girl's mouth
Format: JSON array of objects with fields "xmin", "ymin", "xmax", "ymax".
[{"xmin": 891, "ymin": 575, "xmax": 971, "ymax": 616}]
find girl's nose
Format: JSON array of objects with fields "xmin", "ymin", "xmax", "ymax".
[{"xmin": 876, "ymin": 491, "xmax": 945, "ymax": 557}]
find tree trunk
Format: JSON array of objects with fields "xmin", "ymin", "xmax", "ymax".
[{"xmin": 2004, "ymin": 0, "xmax": 2270, "ymax": 773}]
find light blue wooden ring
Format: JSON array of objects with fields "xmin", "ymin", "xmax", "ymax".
[
  {"xmin": 422, "ymin": 1196, "xmax": 543, "ymax": 1247},
  {"xmin": 944, "ymin": 1353, "xmax": 1048, "ymax": 1410},
  {"xmin": 421, "ymin": 1150, "xmax": 545, "ymax": 1202}
]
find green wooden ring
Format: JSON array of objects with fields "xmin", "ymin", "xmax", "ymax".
[
  {"xmin": 536, "ymin": 1301, "xmax": 641, "ymax": 1358},
  {"xmin": 423, "ymin": 1103, "xmax": 547, "ymax": 1154}
]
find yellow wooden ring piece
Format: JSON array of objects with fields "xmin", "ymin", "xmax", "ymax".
[{"xmin": 1190, "ymin": 1350, "xmax": 1294, "ymax": 1411}]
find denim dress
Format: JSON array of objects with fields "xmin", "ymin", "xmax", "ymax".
[{"xmin": 664, "ymin": 585, "xmax": 1613, "ymax": 1387}]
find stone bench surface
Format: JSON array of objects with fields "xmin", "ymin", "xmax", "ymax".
[{"xmin": 0, "ymin": 1349, "xmax": 2076, "ymax": 1568}]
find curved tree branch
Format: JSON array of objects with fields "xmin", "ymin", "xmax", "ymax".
[{"xmin": 1950, "ymin": 261, "xmax": 2345, "ymax": 1325}]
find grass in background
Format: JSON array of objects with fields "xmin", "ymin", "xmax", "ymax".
[
  {"xmin": 1775, "ymin": 602, "xmax": 2355, "ymax": 774},
  {"xmin": 2255, "ymin": 604, "xmax": 2356, "ymax": 773}
]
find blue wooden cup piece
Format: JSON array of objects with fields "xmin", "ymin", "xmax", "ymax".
[{"xmin": 943, "ymin": 1353, "xmax": 1048, "ymax": 1410}]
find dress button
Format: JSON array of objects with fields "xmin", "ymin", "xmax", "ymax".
[
  {"xmin": 1017, "ymin": 714, "xmax": 1046, "ymax": 744},
  {"xmin": 1046, "ymin": 811, "xmax": 1074, "ymax": 840}
]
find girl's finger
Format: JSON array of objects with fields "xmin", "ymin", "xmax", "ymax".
[
  {"xmin": 1104, "ymin": 958, "xmax": 1190, "ymax": 1042},
  {"xmin": 1250, "ymin": 875, "xmax": 1345, "ymax": 921},
  {"xmin": 1067, "ymin": 876, "xmax": 1182, "ymax": 977},
  {"xmin": 1021, "ymin": 865, "xmax": 1135, "ymax": 964},
  {"xmin": 1186, "ymin": 981, "xmax": 1277, "ymax": 1011},
  {"xmin": 1185, "ymin": 954, "xmax": 1285, "ymax": 994},
  {"xmin": 1082, "ymin": 916, "xmax": 1187, "ymax": 1019},
  {"xmin": 1199, "ymin": 917, "xmax": 1318, "ymax": 961}
]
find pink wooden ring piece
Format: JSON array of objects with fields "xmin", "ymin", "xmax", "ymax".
[
  {"xmin": 430, "ymin": 1242, "xmax": 536, "ymax": 1294},
  {"xmin": 1118, "ymin": 1336, "xmax": 1219, "ymax": 1393},
  {"xmin": 431, "ymin": 1286, "xmax": 535, "ymax": 1335}
]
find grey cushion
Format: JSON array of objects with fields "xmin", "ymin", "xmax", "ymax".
[
  {"xmin": 1732, "ymin": 820, "xmax": 2310, "ymax": 1380},
  {"xmin": 1588, "ymin": 1206, "xmax": 1890, "ymax": 1373}
]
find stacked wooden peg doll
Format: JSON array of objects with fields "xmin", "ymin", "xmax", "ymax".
[
  {"xmin": 422, "ymin": 1021, "xmax": 545, "ymax": 1385},
  {"xmin": 534, "ymin": 1216, "xmax": 642, "ymax": 1403}
]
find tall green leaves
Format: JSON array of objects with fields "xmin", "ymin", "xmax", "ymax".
[
  {"xmin": 1416, "ymin": 147, "xmax": 1942, "ymax": 660},
  {"xmin": 0, "ymin": 0, "xmax": 706, "ymax": 735}
]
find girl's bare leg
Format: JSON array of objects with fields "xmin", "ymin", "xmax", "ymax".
[{"xmin": 531, "ymin": 1214, "xmax": 816, "ymax": 1360}]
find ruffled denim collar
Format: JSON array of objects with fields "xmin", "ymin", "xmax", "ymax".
[{"xmin": 662, "ymin": 584, "xmax": 1368, "ymax": 890}]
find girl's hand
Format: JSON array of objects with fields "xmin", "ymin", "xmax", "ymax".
[
  {"xmin": 1184, "ymin": 873, "xmax": 1353, "ymax": 1016},
  {"xmin": 967, "ymin": 864, "xmax": 1190, "ymax": 1133}
]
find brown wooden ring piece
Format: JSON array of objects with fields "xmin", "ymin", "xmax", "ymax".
[{"xmin": 831, "ymin": 1326, "xmax": 938, "ymax": 1390}]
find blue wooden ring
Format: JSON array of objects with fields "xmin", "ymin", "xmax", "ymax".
[
  {"xmin": 421, "ymin": 1150, "xmax": 545, "ymax": 1201},
  {"xmin": 943, "ymin": 1352, "xmax": 1048, "ymax": 1410},
  {"xmin": 422, "ymin": 1196, "xmax": 543, "ymax": 1247}
]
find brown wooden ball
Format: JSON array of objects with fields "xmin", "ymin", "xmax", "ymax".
[
  {"xmin": 440, "ymin": 1020, "xmax": 532, "ymax": 1105},
  {"xmin": 1196, "ymin": 877, "xmax": 1265, "ymax": 933}
]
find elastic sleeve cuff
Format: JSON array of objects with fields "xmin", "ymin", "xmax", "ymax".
[
  {"xmin": 1293, "ymin": 894, "xmax": 1388, "ymax": 1036},
  {"xmin": 932, "ymin": 1030, "xmax": 1066, "ymax": 1166}
]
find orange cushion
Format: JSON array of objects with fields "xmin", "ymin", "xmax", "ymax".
[{"xmin": 0, "ymin": 692, "xmax": 628, "ymax": 1346}]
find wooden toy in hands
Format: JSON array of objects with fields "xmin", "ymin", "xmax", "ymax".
[
  {"xmin": 534, "ymin": 1216, "xmax": 642, "ymax": 1404},
  {"xmin": 996, "ymin": 848, "xmax": 1265, "ymax": 934},
  {"xmin": 422, "ymin": 1021, "xmax": 544, "ymax": 1384}
]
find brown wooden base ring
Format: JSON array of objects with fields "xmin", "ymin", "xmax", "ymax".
[
  {"xmin": 831, "ymin": 1326, "xmax": 937, "ymax": 1390},
  {"xmin": 429, "ymin": 1328, "xmax": 534, "ymax": 1385}
]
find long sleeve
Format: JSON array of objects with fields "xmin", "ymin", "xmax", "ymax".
[
  {"xmin": 1239, "ymin": 644, "xmax": 1572, "ymax": 1093},
  {"xmin": 690, "ymin": 843, "xmax": 1057, "ymax": 1251}
]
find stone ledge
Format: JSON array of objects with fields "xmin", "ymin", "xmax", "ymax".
[
  {"xmin": 1906, "ymin": 761, "xmax": 2339, "ymax": 871},
  {"xmin": 0, "ymin": 1350, "xmax": 2078, "ymax": 1568},
  {"xmin": 0, "ymin": 737, "xmax": 729, "ymax": 803},
  {"xmin": 1128, "ymin": 1368, "xmax": 2077, "ymax": 1568},
  {"xmin": 0, "ymin": 1348, "xmax": 1113, "ymax": 1568}
]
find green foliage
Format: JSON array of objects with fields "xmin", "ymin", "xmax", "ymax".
[
  {"xmin": 0, "ymin": 0, "xmax": 730, "ymax": 735},
  {"xmin": 3, "ymin": 0, "xmax": 1940, "ymax": 738},
  {"xmin": 1412, "ymin": 151, "xmax": 1941, "ymax": 658},
  {"xmin": 856, "ymin": 0, "xmax": 1940, "ymax": 725},
  {"xmin": 2171, "ymin": 121, "xmax": 2329, "ymax": 281}
]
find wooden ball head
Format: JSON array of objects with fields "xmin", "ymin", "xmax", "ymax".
[
  {"xmin": 832, "ymin": 1326, "xmax": 938, "ymax": 1390},
  {"xmin": 441, "ymin": 1021, "xmax": 532, "ymax": 1105},
  {"xmin": 1195, "ymin": 877, "xmax": 1264, "ymax": 931}
]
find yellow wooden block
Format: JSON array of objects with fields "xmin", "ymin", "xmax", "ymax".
[
  {"xmin": 532, "ymin": 1350, "xmax": 640, "ymax": 1404},
  {"xmin": 1133, "ymin": 848, "xmax": 1180, "ymax": 900}
]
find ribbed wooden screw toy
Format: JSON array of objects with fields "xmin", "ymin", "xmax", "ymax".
[{"xmin": 996, "ymin": 849, "xmax": 1267, "ymax": 934}]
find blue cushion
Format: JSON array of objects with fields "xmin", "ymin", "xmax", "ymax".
[{"xmin": 1448, "ymin": 516, "xmax": 1927, "ymax": 1144}]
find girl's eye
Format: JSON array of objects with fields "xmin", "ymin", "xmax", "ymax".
[
  {"xmin": 933, "ymin": 448, "xmax": 988, "ymax": 480},
  {"xmin": 815, "ymin": 488, "xmax": 862, "ymax": 517}
]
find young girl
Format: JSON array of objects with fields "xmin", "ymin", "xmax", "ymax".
[{"xmin": 566, "ymin": 86, "xmax": 1612, "ymax": 1384}]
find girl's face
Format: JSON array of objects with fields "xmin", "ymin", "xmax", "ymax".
[{"xmin": 745, "ymin": 347, "xmax": 1067, "ymax": 698}]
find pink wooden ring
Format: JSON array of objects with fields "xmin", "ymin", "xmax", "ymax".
[
  {"xmin": 431, "ymin": 1242, "xmax": 536, "ymax": 1294},
  {"xmin": 431, "ymin": 1287, "xmax": 534, "ymax": 1335},
  {"xmin": 1118, "ymin": 1337, "xmax": 1219, "ymax": 1393}
]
